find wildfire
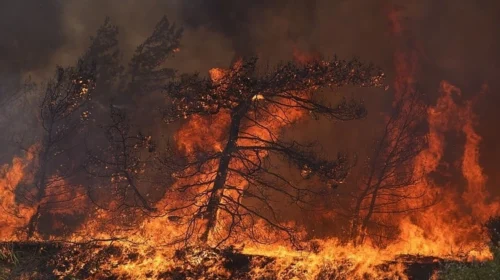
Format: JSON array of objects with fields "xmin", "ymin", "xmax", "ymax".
[
  {"xmin": 3, "ymin": 55, "xmax": 496, "ymax": 280},
  {"xmin": 0, "ymin": 145, "xmax": 37, "ymax": 240},
  {"xmin": 1, "ymin": 7, "xmax": 499, "ymax": 279}
]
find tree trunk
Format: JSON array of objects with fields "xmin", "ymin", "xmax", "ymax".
[
  {"xmin": 350, "ymin": 120, "xmax": 393, "ymax": 245},
  {"xmin": 27, "ymin": 144, "xmax": 49, "ymax": 239},
  {"xmin": 125, "ymin": 174, "xmax": 157, "ymax": 212},
  {"xmin": 199, "ymin": 103, "xmax": 248, "ymax": 243}
]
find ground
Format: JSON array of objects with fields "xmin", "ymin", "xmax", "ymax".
[{"xmin": 0, "ymin": 241, "xmax": 464, "ymax": 279}]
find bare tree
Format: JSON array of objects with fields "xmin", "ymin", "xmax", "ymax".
[
  {"xmin": 161, "ymin": 57, "xmax": 385, "ymax": 246},
  {"xmin": 84, "ymin": 106, "xmax": 159, "ymax": 213},
  {"xmin": 347, "ymin": 88, "xmax": 431, "ymax": 245}
]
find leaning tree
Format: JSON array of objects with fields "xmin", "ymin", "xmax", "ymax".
[
  {"xmin": 18, "ymin": 15, "xmax": 182, "ymax": 239},
  {"xmin": 82, "ymin": 15, "xmax": 181, "ymax": 213},
  {"xmin": 161, "ymin": 57, "xmax": 386, "ymax": 246},
  {"xmin": 22, "ymin": 18, "xmax": 123, "ymax": 238}
]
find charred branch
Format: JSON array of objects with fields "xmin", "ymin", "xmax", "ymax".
[{"xmin": 348, "ymin": 88, "xmax": 433, "ymax": 245}]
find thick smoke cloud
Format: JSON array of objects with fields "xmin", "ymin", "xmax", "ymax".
[
  {"xmin": 179, "ymin": 0, "xmax": 317, "ymax": 57},
  {"xmin": 0, "ymin": 0, "xmax": 64, "ymax": 103},
  {"xmin": 1, "ymin": 0, "xmax": 500, "ymax": 187},
  {"xmin": 0, "ymin": 0, "xmax": 66, "ymax": 162}
]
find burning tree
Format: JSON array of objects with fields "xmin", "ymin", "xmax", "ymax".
[
  {"xmin": 15, "ymin": 18, "xmax": 129, "ymax": 238},
  {"xmin": 347, "ymin": 88, "xmax": 430, "ymax": 245},
  {"xmin": 13, "ymin": 15, "xmax": 181, "ymax": 238},
  {"xmin": 19, "ymin": 17, "xmax": 135, "ymax": 238},
  {"xmin": 24, "ymin": 60, "xmax": 96, "ymax": 239},
  {"xmin": 81, "ymin": 16, "xmax": 181, "ymax": 214},
  {"xmin": 162, "ymin": 57, "xmax": 385, "ymax": 246}
]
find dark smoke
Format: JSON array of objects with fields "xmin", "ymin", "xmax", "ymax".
[
  {"xmin": 179, "ymin": 0, "xmax": 317, "ymax": 57},
  {"xmin": 0, "ymin": 0, "xmax": 64, "ymax": 103}
]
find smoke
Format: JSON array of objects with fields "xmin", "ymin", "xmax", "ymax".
[
  {"xmin": 179, "ymin": 0, "xmax": 318, "ymax": 57},
  {"xmin": 3, "ymin": 0, "xmax": 499, "ymax": 85},
  {"xmin": 0, "ymin": 0, "xmax": 64, "ymax": 102}
]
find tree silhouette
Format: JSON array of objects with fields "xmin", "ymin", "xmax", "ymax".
[
  {"xmin": 347, "ymin": 88, "xmax": 432, "ymax": 245},
  {"xmin": 162, "ymin": 57, "xmax": 386, "ymax": 246},
  {"xmin": 22, "ymin": 15, "xmax": 182, "ymax": 238},
  {"xmin": 25, "ymin": 59, "xmax": 96, "ymax": 239},
  {"xmin": 84, "ymin": 106, "xmax": 160, "ymax": 213},
  {"xmin": 82, "ymin": 15, "xmax": 181, "ymax": 211}
]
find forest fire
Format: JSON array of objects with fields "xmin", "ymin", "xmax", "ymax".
[
  {"xmin": 1, "ymin": 3, "xmax": 500, "ymax": 280},
  {"xmin": 1, "ymin": 57, "xmax": 497, "ymax": 279}
]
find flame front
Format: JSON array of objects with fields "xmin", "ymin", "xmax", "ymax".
[{"xmin": 0, "ymin": 145, "xmax": 37, "ymax": 240}]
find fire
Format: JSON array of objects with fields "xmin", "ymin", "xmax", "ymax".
[
  {"xmin": 166, "ymin": 57, "xmax": 311, "ymax": 246},
  {"xmin": 4, "ymin": 60, "xmax": 493, "ymax": 280},
  {"xmin": 175, "ymin": 114, "xmax": 230, "ymax": 154},
  {"xmin": 233, "ymin": 79, "xmax": 497, "ymax": 278},
  {"xmin": 0, "ymin": 145, "xmax": 37, "ymax": 240},
  {"xmin": 380, "ymin": 80, "xmax": 496, "ymax": 260}
]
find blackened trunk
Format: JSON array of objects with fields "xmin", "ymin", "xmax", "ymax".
[{"xmin": 199, "ymin": 103, "xmax": 248, "ymax": 243}]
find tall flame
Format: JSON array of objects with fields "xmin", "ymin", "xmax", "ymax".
[{"xmin": 0, "ymin": 145, "xmax": 37, "ymax": 240}]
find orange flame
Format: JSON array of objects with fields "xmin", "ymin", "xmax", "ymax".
[{"xmin": 0, "ymin": 146, "xmax": 37, "ymax": 240}]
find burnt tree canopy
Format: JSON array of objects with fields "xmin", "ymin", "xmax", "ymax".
[
  {"xmin": 25, "ymin": 59, "xmax": 96, "ymax": 238},
  {"xmin": 161, "ymin": 57, "xmax": 385, "ymax": 247},
  {"xmin": 21, "ymin": 15, "xmax": 182, "ymax": 239},
  {"xmin": 164, "ymin": 57, "xmax": 384, "ymax": 122}
]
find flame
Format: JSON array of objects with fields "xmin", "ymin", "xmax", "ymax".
[
  {"xmin": 6, "ymin": 65, "xmax": 493, "ymax": 280},
  {"xmin": 0, "ymin": 145, "xmax": 37, "ymax": 240},
  {"xmin": 0, "ymin": 80, "xmax": 494, "ymax": 279},
  {"xmin": 166, "ymin": 56, "xmax": 310, "ymax": 245},
  {"xmin": 392, "ymin": 80, "xmax": 497, "ymax": 260}
]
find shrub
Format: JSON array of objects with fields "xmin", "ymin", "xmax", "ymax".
[{"xmin": 438, "ymin": 216, "xmax": 500, "ymax": 279}]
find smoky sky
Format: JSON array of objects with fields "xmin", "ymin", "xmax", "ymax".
[
  {"xmin": 0, "ymin": 0, "xmax": 64, "ymax": 104},
  {"xmin": 0, "ymin": 0, "xmax": 63, "ymax": 71},
  {"xmin": 179, "ymin": 0, "xmax": 317, "ymax": 56},
  {"xmin": 1, "ymin": 0, "xmax": 500, "ymax": 186}
]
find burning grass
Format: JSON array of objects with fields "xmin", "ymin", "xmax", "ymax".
[{"xmin": 0, "ymin": 241, "xmax": 473, "ymax": 279}]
